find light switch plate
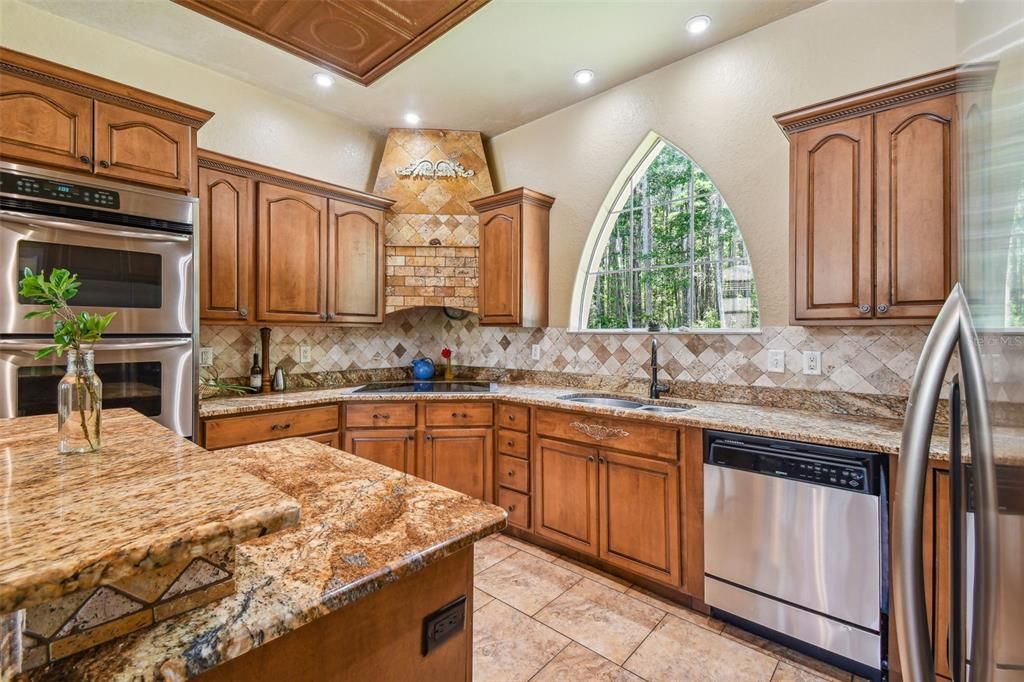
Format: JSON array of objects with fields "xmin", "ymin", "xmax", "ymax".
[
  {"xmin": 802, "ymin": 350, "xmax": 822, "ymax": 375},
  {"xmin": 532, "ymin": 344, "xmax": 541, "ymax": 361},
  {"xmin": 766, "ymin": 349, "xmax": 785, "ymax": 373},
  {"xmin": 299, "ymin": 345, "xmax": 311, "ymax": 363},
  {"xmin": 199, "ymin": 347, "xmax": 213, "ymax": 367}
]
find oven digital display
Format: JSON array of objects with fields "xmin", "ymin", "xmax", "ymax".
[{"xmin": 0, "ymin": 171, "xmax": 121, "ymax": 209}]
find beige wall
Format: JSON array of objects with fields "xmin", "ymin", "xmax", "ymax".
[
  {"xmin": 0, "ymin": 0, "xmax": 383, "ymax": 191},
  {"xmin": 488, "ymin": 0, "xmax": 958, "ymax": 327}
]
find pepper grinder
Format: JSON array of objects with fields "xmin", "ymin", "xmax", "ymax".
[{"xmin": 259, "ymin": 327, "xmax": 272, "ymax": 394}]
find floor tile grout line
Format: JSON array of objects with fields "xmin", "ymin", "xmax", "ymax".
[
  {"xmin": 620, "ymin": 611, "xmax": 667, "ymax": 674},
  {"xmin": 523, "ymin": 572, "xmax": 584, "ymax": 617},
  {"xmin": 525, "ymin": 639, "xmax": 574, "ymax": 682}
]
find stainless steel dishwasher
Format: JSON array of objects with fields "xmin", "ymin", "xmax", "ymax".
[{"xmin": 703, "ymin": 430, "xmax": 888, "ymax": 680}]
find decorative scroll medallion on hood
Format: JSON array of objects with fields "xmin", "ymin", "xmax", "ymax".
[{"xmin": 372, "ymin": 129, "xmax": 495, "ymax": 315}]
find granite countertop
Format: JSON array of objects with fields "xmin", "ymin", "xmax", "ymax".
[
  {"xmin": 200, "ymin": 382, "xmax": 971, "ymax": 462},
  {"xmin": 0, "ymin": 409, "xmax": 301, "ymax": 615},
  {"xmin": 30, "ymin": 438, "xmax": 507, "ymax": 681}
]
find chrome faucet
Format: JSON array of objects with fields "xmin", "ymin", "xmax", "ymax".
[{"xmin": 649, "ymin": 339, "xmax": 669, "ymax": 400}]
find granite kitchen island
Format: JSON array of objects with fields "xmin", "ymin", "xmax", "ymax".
[{"xmin": 1, "ymin": 410, "xmax": 506, "ymax": 681}]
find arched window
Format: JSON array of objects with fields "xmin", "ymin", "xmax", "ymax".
[{"xmin": 574, "ymin": 134, "xmax": 759, "ymax": 331}]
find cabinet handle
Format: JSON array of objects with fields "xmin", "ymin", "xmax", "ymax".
[
  {"xmin": 426, "ymin": 434, "xmax": 433, "ymax": 441},
  {"xmin": 507, "ymin": 504, "xmax": 516, "ymax": 512},
  {"xmin": 571, "ymin": 422, "xmax": 629, "ymax": 441},
  {"xmin": 271, "ymin": 423, "xmax": 291, "ymax": 431},
  {"xmin": 79, "ymin": 155, "xmax": 91, "ymax": 164},
  {"xmin": 407, "ymin": 434, "xmax": 414, "ymax": 440},
  {"xmin": 587, "ymin": 455, "xmax": 595, "ymax": 462},
  {"xmin": 238, "ymin": 307, "xmax": 248, "ymax": 318},
  {"xmin": 877, "ymin": 303, "xmax": 889, "ymax": 314},
  {"xmin": 327, "ymin": 312, "xmax": 336, "ymax": 321},
  {"xmin": 859, "ymin": 304, "xmax": 871, "ymax": 314},
  {"xmin": 506, "ymin": 440, "xmax": 514, "ymax": 447},
  {"xmin": 598, "ymin": 456, "xmax": 606, "ymax": 464},
  {"xmin": 319, "ymin": 312, "xmax": 327, "ymax": 321},
  {"xmin": 507, "ymin": 414, "xmax": 516, "ymax": 421},
  {"xmin": 507, "ymin": 470, "xmax": 515, "ymax": 477},
  {"xmin": 98, "ymin": 160, "xmax": 110, "ymax": 168}
]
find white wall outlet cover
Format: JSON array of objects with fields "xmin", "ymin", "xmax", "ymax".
[
  {"xmin": 802, "ymin": 350, "xmax": 822, "ymax": 375},
  {"xmin": 766, "ymin": 349, "xmax": 785, "ymax": 373},
  {"xmin": 199, "ymin": 347, "xmax": 213, "ymax": 367},
  {"xmin": 531, "ymin": 344, "xmax": 541, "ymax": 361},
  {"xmin": 299, "ymin": 345, "xmax": 311, "ymax": 363}
]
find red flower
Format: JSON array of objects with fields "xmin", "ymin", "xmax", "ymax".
[{"xmin": 441, "ymin": 347, "xmax": 452, "ymax": 359}]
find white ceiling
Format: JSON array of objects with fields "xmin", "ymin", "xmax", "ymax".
[{"xmin": 24, "ymin": 0, "xmax": 818, "ymax": 137}]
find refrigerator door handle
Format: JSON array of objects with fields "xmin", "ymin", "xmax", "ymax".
[
  {"xmin": 957, "ymin": 299, "xmax": 997, "ymax": 682},
  {"xmin": 895, "ymin": 286, "xmax": 962, "ymax": 682}
]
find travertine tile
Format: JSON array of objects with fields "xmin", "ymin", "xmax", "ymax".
[
  {"xmin": 624, "ymin": 614, "xmax": 778, "ymax": 682},
  {"xmin": 533, "ymin": 642, "xmax": 644, "ymax": 682},
  {"xmin": 495, "ymin": 534, "xmax": 559, "ymax": 561},
  {"xmin": 773, "ymin": 661, "xmax": 834, "ymax": 681},
  {"xmin": 475, "ymin": 551, "xmax": 580, "ymax": 615},
  {"xmin": 473, "ymin": 600, "xmax": 569, "ymax": 682},
  {"xmin": 473, "ymin": 536, "xmax": 517, "ymax": 574},
  {"xmin": 473, "ymin": 588, "xmax": 494, "ymax": 612},
  {"xmin": 721, "ymin": 625, "xmax": 853, "ymax": 682},
  {"xmin": 553, "ymin": 556, "xmax": 632, "ymax": 593},
  {"xmin": 535, "ymin": 579, "xmax": 664, "ymax": 664},
  {"xmin": 624, "ymin": 586, "xmax": 724, "ymax": 632}
]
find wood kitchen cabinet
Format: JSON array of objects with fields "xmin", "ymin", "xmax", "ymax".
[
  {"xmin": 198, "ymin": 166, "xmax": 254, "ymax": 322},
  {"xmin": 201, "ymin": 405, "xmax": 339, "ymax": 450},
  {"xmin": 0, "ymin": 48, "xmax": 212, "ymax": 192},
  {"xmin": 327, "ymin": 199, "xmax": 385, "ymax": 324},
  {"xmin": 423, "ymin": 428, "xmax": 493, "ymax": 501},
  {"xmin": 776, "ymin": 67, "xmax": 980, "ymax": 324},
  {"xmin": 534, "ymin": 437, "xmax": 600, "ymax": 554},
  {"xmin": 469, "ymin": 188, "xmax": 554, "ymax": 327},
  {"xmin": 344, "ymin": 429, "xmax": 416, "ymax": 474}
]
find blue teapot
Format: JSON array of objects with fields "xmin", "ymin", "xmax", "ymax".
[{"xmin": 412, "ymin": 357, "xmax": 435, "ymax": 381}]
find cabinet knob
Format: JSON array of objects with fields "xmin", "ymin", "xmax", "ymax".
[
  {"xmin": 426, "ymin": 434, "xmax": 433, "ymax": 441},
  {"xmin": 587, "ymin": 455, "xmax": 595, "ymax": 462},
  {"xmin": 858, "ymin": 304, "xmax": 871, "ymax": 314},
  {"xmin": 98, "ymin": 160, "xmax": 110, "ymax": 168},
  {"xmin": 507, "ymin": 470, "xmax": 515, "ymax": 477},
  {"xmin": 507, "ymin": 414, "xmax": 515, "ymax": 421},
  {"xmin": 598, "ymin": 456, "xmax": 606, "ymax": 464},
  {"xmin": 79, "ymin": 155, "xmax": 91, "ymax": 164},
  {"xmin": 506, "ymin": 440, "xmax": 514, "ymax": 447},
  {"xmin": 407, "ymin": 434, "xmax": 414, "ymax": 440},
  {"xmin": 877, "ymin": 304, "xmax": 889, "ymax": 314},
  {"xmin": 327, "ymin": 312, "xmax": 336, "ymax": 321},
  {"xmin": 319, "ymin": 312, "xmax": 327, "ymax": 321},
  {"xmin": 238, "ymin": 307, "xmax": 248, "ymax": 318},
  {"xmin": 507, "ymin": 504, "xmax": 516, "ymax": 512}
]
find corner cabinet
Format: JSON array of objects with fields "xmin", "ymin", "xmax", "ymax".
[
  {"xmin": 0, "ymin": 48, "xmax": 211, "ymax": 193},
  {"xmin": 470, "ymin": 187, "xmax": 554, "ymax": 327},
  {"xmin": 197, "ymin": 150, "xmax": 394, "ymax": 325},
  {"xmin": 776, "ymin": 66, "xmax": 984, "ymax": 324}
]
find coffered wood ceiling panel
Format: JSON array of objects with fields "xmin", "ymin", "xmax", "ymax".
[{"xmin": 171, "ymin": 0, "xmax": 490, "ymax": 86}]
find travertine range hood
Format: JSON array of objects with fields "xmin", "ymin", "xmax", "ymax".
[{"xmin": 371, "ymin": 129, "xmax": 494, "ymax": 314}]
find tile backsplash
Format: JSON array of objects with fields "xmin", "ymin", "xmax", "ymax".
[{"xmin": 199, "ymin": 308, "xmax": 1012, "ymax": 400}]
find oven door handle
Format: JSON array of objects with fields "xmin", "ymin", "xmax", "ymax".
[
  {"xmin": 0, "ymin": 211, "xmax": 191, "ymax": 242},
  {"xmin": 0, "ymin": 339, "xmax": 192, "ymax": 352}
]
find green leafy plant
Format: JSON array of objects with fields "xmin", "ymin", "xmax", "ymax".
[
  {"xmin": 19, "ymin": 268, "xmax": 116, "ymax": 451},
  {"xmin": 199, "ymin": 368, "xmax": 255, "ymax": 398}
]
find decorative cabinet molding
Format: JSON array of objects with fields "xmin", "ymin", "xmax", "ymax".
[
  {"xmin": 197, "ymin": 150, "xmax": 394, "ymax": 325},
  {"xmin": 470, "ymin": 187, "xmax": 554, "ymax": 327},
  {"xmin": 777, "ymin": 65, "xmax": 991, "ymax": 325},
  {"xmin": 0, "ymin": 47, "xmax": 212, "ymax": 193}
]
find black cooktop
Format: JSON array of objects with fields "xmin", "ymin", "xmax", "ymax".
[{"xmin": 353, "ymin": 381, "xmax": 495, "ymax": 394}]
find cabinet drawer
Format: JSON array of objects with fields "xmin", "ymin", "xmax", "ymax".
[
  {"xmin": 307, "ymin": 432, "xmax": 340, "ymax": 448},
  {"xmin": 497, "ymin": 429, "xmax": 529, "ymax": 458},
  {"xmin": 535, "ymin": 408, "xmax": 678, "ymax": 461},
  {"xmin": 204, "ymin": 406, "xmax": 339, "ymax": 450},
  {"xmin": 497, "ymin": 454, "xmax": 530, "ymax": 493},
  {"xmin": 497, "ymin": 403, "xmax": 529, "ymax": 432},
  {"xmin": 345, "ymin": 402, "xmax": 417, "ymax": 428},
  {"xmin": 497, "ymin": 487, "xmax": 530, "ymax": 530},
  {"xmin": 424, "ymin": 402, "xmax": 493, "ymax": 427}
]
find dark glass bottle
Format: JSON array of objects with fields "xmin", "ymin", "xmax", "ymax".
[{"xmin": 249, "ymin": 353, "xmax": 262, "ymax": 390}]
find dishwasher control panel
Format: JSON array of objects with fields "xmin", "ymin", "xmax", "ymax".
[{"xmin": 759, "ymin": 453, "xmax": 867, "ymax": 491}]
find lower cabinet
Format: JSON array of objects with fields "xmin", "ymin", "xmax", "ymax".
[
  {"xmin": 307, "ymin": 432, "xmax": 340, "ymax": 448},
  {"xmin": 424, "ymin": 428, "xmax": 494, "ymax": 502},
  {"xmin": 535, "ymin": 438, "xmax": 600, "ymax": 555},
  {"xmin": 344, "ymin": 429, "xmax": 416, "ymax": 474}
]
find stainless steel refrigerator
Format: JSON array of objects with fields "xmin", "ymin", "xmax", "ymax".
[{"xmin": 893, "ymin": 3, "xmax": 1023, "ymax": 681}]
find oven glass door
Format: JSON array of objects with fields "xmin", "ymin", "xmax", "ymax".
[
  {"xmin": 0, "ymin": 212, "xmax": 193, "ymax": 335},
  {"xmin": 0, "ymin": 338, "xmax": 193, "ymax": 437}
]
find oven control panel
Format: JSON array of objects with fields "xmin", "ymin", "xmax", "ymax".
[{"xmin": 1, "ymin": 172, "xmax": 121, "ymax": 209}]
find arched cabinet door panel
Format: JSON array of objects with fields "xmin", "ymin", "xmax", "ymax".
[
  {"xmin": 326, "ymin": 199, "xmax": 385, "ymax": 324},
  {"xmin": 199, "ymin": 167, "xmax": 254, "ymax": 322},
  {"xmin": 93, "ymin": 101, "xmax": 192, "ymax": 191},
  {"xmin": 0, "ymin": 74, "xmax": 93, "ymax": 171},
  {"xmin": 478, "ymin": 206, "xmax": 521, "ymax": 324}
]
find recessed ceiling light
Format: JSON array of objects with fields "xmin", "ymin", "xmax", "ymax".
[
  {"xmin": 573, "ymin": 69, "xmax": 595, "ymax": 85},
  {"xmin": 685, "ymin": 15, "xmax": 712, "ymax": 35},
  {"xmin": 313, "ymin": 72, "xmax": 335, "ymax": 88},
  {"xmin": 404, "ymin": 112, "xmax": 421, "ymax": 125}
]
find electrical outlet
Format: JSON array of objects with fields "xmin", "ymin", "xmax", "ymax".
[
  {"xmin": 802, "ymin": 350, "xmax": 822, "ymax": 375},
  {"xmin": 422, "ymin": 595, "xmax": 466, "ymax": 655},
  {"xmin": 299, "ymin": 345, "xmax": 311, "ymax": 363},
  {"xmin": 531, "ymin": 344, "xmax": 541, "ymax": 361},
  {"xmin": 199, "ymin": 347, "xmax": 213, "ymax": 367},
  {"xmin": 766, "ymin": 349, "xmax": 785, "ymax": 373}
]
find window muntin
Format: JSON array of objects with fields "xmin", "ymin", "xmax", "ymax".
[{"xmin": 582, "ymin": 137, "xmax": 759, "ymax": 331}]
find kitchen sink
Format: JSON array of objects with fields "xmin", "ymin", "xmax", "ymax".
[
  {"xmin": 558, "ymin": 394, "xmax": 693, "ymax": 413},
  {"xmin": 636, "ymin": 405, "xmax": 691, "ymax": 414}
]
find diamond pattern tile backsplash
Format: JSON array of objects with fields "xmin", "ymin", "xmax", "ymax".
[{"xmin": 200, "ymin": 308, "xmax": 1022, "ymax": 402}]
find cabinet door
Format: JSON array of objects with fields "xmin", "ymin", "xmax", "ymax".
[
  {"xmin": 875, "ymin": 96, "xmax": 957, "ymax": 320},
  {"xmin": 93, "ymin": 101, "xmax": 192, "ymax": 191},
  {"xmin": 478, "ymin": 204, "xmax": 521, "ymax": 325},
  {"xmin": 326, "ymin": 199, "xmax": 384, "ymax": 324},
  {"xmin": 307, "ymin": 431, "xmax": 340, "ymax": 448},
  {"xmin": 534, "ymin": 437, "xmax": 599, "ymax": 555},
  {"xmin": 256, "ymin": 182, "xmax": 328, "ymax": 322},
  {"xmin": 423, "ymin": 428, "xmax": 493, "ymax": 501},
  {"xmin": 198, "ymin": 167, "xmax": 254, "ymax": 322},
  {"xmin": 344, "ymin": 429, "xmax": 415, "ymax": 474},
  {"xmin": 598, "ymin": 450, "xmax": 681, "ymax": 585},
  {"xmin": 792, "ymin": 115, "xmax": 874, "ymax": 321},
  {"xmin": 0, "ymin": 73, "xmax": 93, "ymax": 172}
]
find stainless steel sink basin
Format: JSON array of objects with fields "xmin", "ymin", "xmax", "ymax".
[
  {"xmin": 559, "ymin": 396, "xmax": 645, "ymax": 409},
  {"xmin": 636, "ymin": 405, "xmax": 691, "ymax": 414}
]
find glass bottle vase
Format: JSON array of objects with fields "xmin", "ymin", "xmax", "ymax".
[{"xmin": 57, "ymin": 350, "xmax": 102, "ymax": 454}]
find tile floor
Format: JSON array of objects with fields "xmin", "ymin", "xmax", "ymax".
[{"xmin": 472, "ymin": 534, "xmax": 865, "ymax": 682}]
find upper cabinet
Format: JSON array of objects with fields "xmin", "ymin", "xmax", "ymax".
[
  {"xmin": 777, "ymin": 66, "xmax": 987, "ymax": 324},
  {"xmin": 197, "ymin": 150, "xmax": 394, "ymax": 325},
  {"xmin": 0, "ymin": 48, "xmax": 212, "ymax": 193},
  {"xmin": 470, "ymin": 187, "xmax": 554, "ymax": 327}
]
